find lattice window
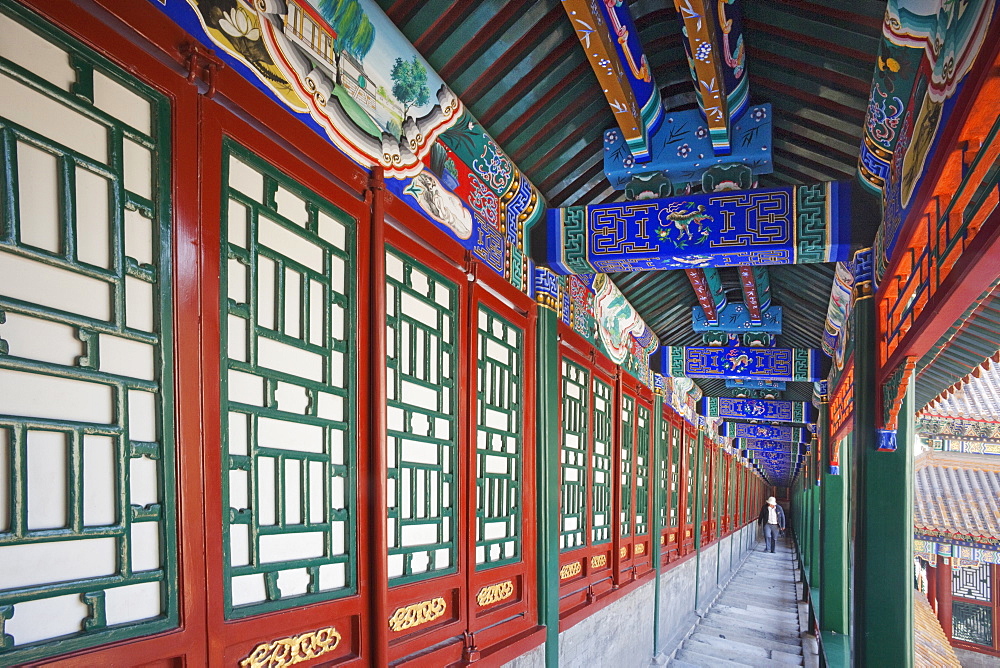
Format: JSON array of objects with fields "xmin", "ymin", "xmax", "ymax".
[
  {"xmin": 953, "ymin": 563, "xmax": 992, "ymax": 602},
  {"xmin": 701, "ymin": 447, "xmax": 711, "ymax": 522},
  {"xmin": 0, "ymin": 5, "xmax": 175, "ymax": 660},
  {"xmin": 670, "ymin": 426, "xmax": 680, "ymax": 527},
  {"xmin": 475, "ymin": 306, "xmax": 522, "ymax": 569},
  {"xmin": 953, "ymin": 600, "xmax": 993, "ymax": 647},
  {"xmin": 657, "ymin": 413, "xmax": 670, "ymax": 531},
  {"xmin": 620, "ymin": 395, "xmax": 634, "ymax": 537},
  {"xmin": 221, "ymin": 143, "xmax": 356, "ymax": 616},
  {"xmin": 385, "ymin": 251, "xmax": 457, "ymax": 583},
  {"xmin": 591, "ymin": 377, "xmax": 612, "ymax": 544},
  {"xmin": 634, "ymin": 404, "xmax": 650, "ymax": 535},
  {"xmin": 559, "ymin": 359, "xmax": 588, "ymax": 551},
  {"xmin": 685, "ymin": 434, "xmax": 695, "ymax": 525}
]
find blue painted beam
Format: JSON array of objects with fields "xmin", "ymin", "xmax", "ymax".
[
  {"xmin": 545, "ymin": 182, "xmax": 853, "ymax": 274},
  {"xmin": 702, "ymin": 397, "xmax": 815, "ymax": 423},
  {"xmin": 726, "ymin": 379, "xmax": 786, "ymax": 390},
  {"xmin": 662, "ymin": 346, "xmax": 823, "ymax": 382},
  {"xmin": 737, "ymin": 439, "xmax": 808, "ymax": 451},
  {"xmin": 604, "ymin": 105, "xmax": 771, "ymax": 190},
  {"xmin": 724, "ymin": 422, "xmax": 811, "ymax": 442}
]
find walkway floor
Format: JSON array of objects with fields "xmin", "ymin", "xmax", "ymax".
[{"xmin": 670, "ymin": 536, "xmax": 814, "ymax": 667}]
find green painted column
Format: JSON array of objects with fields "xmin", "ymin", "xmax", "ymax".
[
  {"xmin": 651, "ymin": 395, "xmax": 664, "ymax": 655},
  {"xmin": 693, "ymin": 428, "xmax": 705, "ymax": 609},
  {"xmin": 810, "ymin": 435, "xmax": 821, "ymax": 599},
  {"xmin": 821, "ymin": 400, "xmax": 850, "ymax": 636},
  {"xmin": 853, "ymin": 285, "xmax": 914, "ymax": 667},
  {"xmin": 535, "ymin": 305, "xmax": 560, "ymax": 667}
]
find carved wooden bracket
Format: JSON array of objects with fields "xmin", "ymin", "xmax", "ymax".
[{"xmin": 180, "ymin": 41, "xmax": 224, "ymax": 98}]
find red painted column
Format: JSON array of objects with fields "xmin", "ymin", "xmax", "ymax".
[
  {"xmin": 937, "ymin": 557, "xmax": 954, "ymax": 641},
  {"xmin": 926, "ymin": 561, "xmax": 938, "ymax": 613}
]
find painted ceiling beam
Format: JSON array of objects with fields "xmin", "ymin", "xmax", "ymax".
[
  {"xmin": 604, "ymin": 104, "xmax": 772, "ymax": 192},
  {"xmin": 561, "ymin": 0, "xmax": 663, "ymax": 162},
  {"xmin": 723, "ymin": 422, "xmax": 812, "ymax": 442},
  {"xmin": 736, "ymin": 439, "xmax": 809, "ymax": 452},
  {"xmin": 726, "ymin": 379, "xmax": 785, "ymax": 390},
  {"xmin": 660, "ymin": 345, "xmax": 823, "ymax": 382},
  {"xmin": 543, "ymin": 182, "xmax": 853, "ymax": 274},
  {"xmin": 738, "ymin": 265, "xmax": 771, "ymax": 325},
  {"xmin": 685, "ymin": 267, "xmax": 726, "ymax": 325},
  {"xmin": 694, "ymin": 303, "xmax": 782, "ymax": 333},
  {"xmin": 701, "ymin": 397, "xmax": 815, "ymax": 423},
  {"xmin": 672, "ymin": 0, "xmax": 749, "ymax": 155}
]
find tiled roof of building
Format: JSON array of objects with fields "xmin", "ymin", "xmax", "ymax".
[
  {"xmin": 922, "ymin": 352, "xmax": 1000, "ymax": 420},
  {"xmin": 914, "ymin": 593, "xmax": 961, "ymax": 668},
  {"xmin": 914, "ymin": 451, "xmax": 1000, "ymax": 547}
]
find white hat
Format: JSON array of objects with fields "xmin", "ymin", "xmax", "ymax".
[{"xmin": 767, "ymin": 496, "xmax": 777, "ymax": 504}]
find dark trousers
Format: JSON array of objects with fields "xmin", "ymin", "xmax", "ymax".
[{"xmin": 763, "ymin": 523, "xmax": 780, "ymax": 552}]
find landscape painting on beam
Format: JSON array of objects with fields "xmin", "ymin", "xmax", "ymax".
[
  {"xmin": 663, "ymin": 346, "xmax": 822, "ymax": 382},
  {"xmin": 701, "ymin": 397, "xmax": 815, "ymax": 424},
  {"xmin": 157, "ymin": 0, "xmax": 543, "ymax": 291},
  {"xmin": 545, "ymin": 182, "xmax": 853, "ymax": 274}
]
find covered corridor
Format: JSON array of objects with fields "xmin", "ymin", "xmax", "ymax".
[{"xmin": 1, "ymin": 0, "xmax": 1000, "ymax": 666}]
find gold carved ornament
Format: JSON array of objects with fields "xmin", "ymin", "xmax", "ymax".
[
  {"xmin": 619, "ymin": 546, "xmax": 628, "ymax": 558},
  {"xmin": 559, "ymin": 561, "xmax": 582, "ymax": 580},
  {"xmin": 388, "ymin": 597, "xmax": 448, "ymax": 632},
  {"xmin": 476, "ymin": 580, "xmax": 514, "ymax": 607},
  {"xmin": 240, "ymin": 626, "xmax": 342, "ymax": 668},
  {"xmin": 591, "ymin": 554, "xmax": 607, "ymax": 568},
  {"xmin": 635, "ymin": 543, "xmax": 645, "ymax": 555}
]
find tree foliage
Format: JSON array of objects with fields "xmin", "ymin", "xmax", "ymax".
[
  {"xmin": 318, "ymin": 0, "xmax": 375, "ymax": 59},
  {"xmin": 390, "ymin": 55, "xmax": 430, "ymax": 117}
]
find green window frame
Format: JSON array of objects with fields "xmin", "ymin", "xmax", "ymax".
[
  {"xmin": 591, "ymin": 376, "xmax": 613, "ymax": 545},
  {"xmin": 219, "ymin": 140, "xmax": 358, "ymax": 617},
  {"xmin": 559, "ymin": 358, "xmax": 588, "ymax": 552},
  {"xmin": 0, "ymin": 1, "xmax": 176, "ymax": 660}
]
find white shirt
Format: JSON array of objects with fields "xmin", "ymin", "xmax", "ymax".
[{"xmin": 767, "ymin": 505, "xmax": 778, "ymax": 524}]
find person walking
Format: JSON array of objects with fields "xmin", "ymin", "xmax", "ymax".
[{"xmin": 758, "ymin": 496, "xmax": 786, "ymax": 553}]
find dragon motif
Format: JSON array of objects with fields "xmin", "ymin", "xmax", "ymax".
[
  {"xmin": 657, "ymin": 202, "xmax": 712, "ymax": 247},
  {"xmin": 725, "ymin": 349, "xmax": 751, "ymax": 372}
]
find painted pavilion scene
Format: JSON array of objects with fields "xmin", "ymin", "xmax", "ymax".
[{"xmin": 1, "ymin": 0, "xmax": 1000, "ymax": 666}]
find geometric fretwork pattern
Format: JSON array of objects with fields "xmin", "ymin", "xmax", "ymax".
[
  {"xmin": 657, "ymin": 413, "xmax": 670, "ymax": 531},
  {"xmin": 670, "ymin": 426, "xmax": 681, "ymax": 527},
  {"xmin": 620, "ymin": 395, "xmax": 635, "ymax": 538},
  {"xmin": 953, "ymin": 563, "xmax": 992, "ymax": 602},
  {"xmin": 559, "ymin": 359, "xmax": 588, "ymax": 551},
  {"xmin": 385, "ymin": 251, "xmax": 457, "ymax": 584},
  {"xmin": 591, "ymin": 378, "xmax": 612, "ymax": 544},
  {"xmin": 0, "ymin": 6, "xmax": 175, "ymax": 660},
  {"xmin": 953, "ymin": 600, "xmax": 993, "ymax": 647},
  {"xmin": 221, "ymin": 143, "xmax": 356, "ymax": 615},
  {"xmin": 475, "ymin": 307, "xmax": 522, "ymax": 569},
  {"xmin": 635, "ymin": 404, "xmax": 650, "ymax": 536},
  {"xmin": 686, "ymin": 433, "xmax": 696, "ymax": 525}
]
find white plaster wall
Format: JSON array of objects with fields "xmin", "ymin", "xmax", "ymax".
[{"xmin": 558, "ymin": 579, "xmax": 656, "ymax": 667}]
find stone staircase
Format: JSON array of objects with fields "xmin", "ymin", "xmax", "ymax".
[{"xmin": 670, "ymin": 537, "xmax": 808, "ymax": 667}]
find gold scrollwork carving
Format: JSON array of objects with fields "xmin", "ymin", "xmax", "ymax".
[
  {"xmin": 660, "ymin": 535, "xmax": 666, "ymax": 545},
  {"xmin": 620, "ymin": 547, "xmax": 628, "ymax": 558},
  {"xmin": 591, "ymin": 554, "xmax": 607, "ymax": 568},
  {"xmin": 476, "ymin": 580, "xmax": 514, "ymax": 607},
  {"xmin": 559, "ymin": 561, "xmax": 582, "ymax": 580},
  {"xmin": 240, "ymin": 626, "xmax": 342, "ymax": 668},
  {"xmin": 635, "ymin": 543, "xmax": 645, "ymax": 555},
  {"xmin": 388, "ymin": 597, "xmax": 448, "ymax": 632}
]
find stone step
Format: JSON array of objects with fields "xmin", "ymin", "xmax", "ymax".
[
  {"xmin": 690, "ymin": 626, "xmax": 802, "ymax": 654},
  {"xmin": 667, "ymin": 659, "xmax": 702, "ymax": 668},
  {"xmin": 703, "ymin": 613, "xmax": 799, "ymax": 637},
  {"xmin": 699, "ymin": 616, "xmax": 801, "ymax": 644},
  {"xmin": 685, "ymin": 634, "xmax": 804, "ymax": 666},
  {"xmin": 711, "ymin": 603, "xmax": 800, "ymax": 623},
  {"xmin": 675, "ymin": 647, "xmax": 755, "ymax": 667},
  {"xmin": 716, "ymin": 601, "xmax": 801, "ymax": 620}
]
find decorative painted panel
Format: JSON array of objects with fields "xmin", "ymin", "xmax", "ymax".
[
  {"xmin": 665, "ymin": 346, "xmax": 822, "ymax": 382},
  {"xmin": 635, "ymin": 404, "xmax": 651, "ymax": 536},
  {"xmin": 953, "ymin": 563, "xmax": 992, "ymax": 602},
  {"xmin": 546, "ymin": 182, "xmax": 852, "ymax": 274},
  {"xmin": 693, "ymin": 303, "xmax": 782, "ymax": 333},
  {"xmin": 221, "ymin": 143, "xmax": 356, "ymax": 615},
  {"xmin": 603, "ymin": 105, "xmax": 772, "ymax": 191},
  {"xmin": 591, "ymin": 377, "xmax": 613, "ymax": 545},
  {"xmin": 385, "ymin": 251, "xmax": 457, "ymax": 584},
  {"xmin": 475, "ymin": 307, "xmax": 522, "ymax": 569},
  {"xmin": 0, "ymin": 4, "xmax": 176, "ymax": 660},
  {"xmin": 701, "ymin": 397, "xmax": 814, "ymax": 424},
  {"xmin": 953, "ymin": 600, "xmax": 993, "ymax": 647},
  {"xmin": 154, "ymin": 0, "xmax": 543, "ymax": 291},
  {"xmin": 559, "ymin": 359, "xmax": 588, "ymax": 551},
  {"xmin": 620, "ymin": 394, "xmax": 635, "ymax": 538},
  {"xmin": 724, "ymin": 423, "xmax": 809, "ymax": 443}
]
